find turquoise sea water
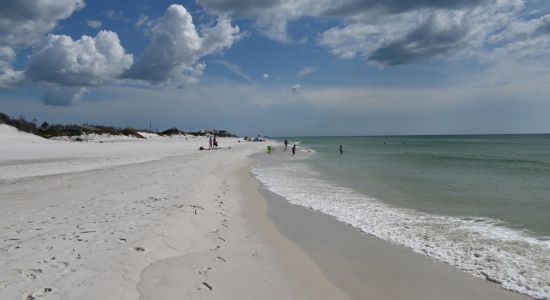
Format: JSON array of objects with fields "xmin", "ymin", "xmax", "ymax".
[
  {"xmin": 252, "ymin": 135, "xmax": 550, "ymax": 299},
  {"xmin": 298, "ymin": 135, "xmax": 550, "ymax": 236}
]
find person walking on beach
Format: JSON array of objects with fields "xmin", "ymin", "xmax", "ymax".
[
  {"xmin": 209, "ymin": 136, "xmax": 213, "ymax": 150},
  {"xmin": 284, "ymin": 139, "xmax": 288, "ymax": 150},
  {"xmin": 292, "ymin": 144, "xmax": 296, "ymax": 156},
  {"xmin": 213, "ymin": 136, "xmax": 218, "ymax": 149}
]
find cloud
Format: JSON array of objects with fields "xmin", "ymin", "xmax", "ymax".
[
  {"xmin": 319, "ymin": 0, "xmax": 491, "ymax": 16},
  {"xmin": 0, "ymin": 0, "xmax": 85, "ymax": 48},
  {"xmin": 368, "ymin": 14, "xmax": 469, "ymax": 65},
  {"xmin": 86, "ymin": 20, "xmax": 102, "ymax": 29},
  {"xmin": 0, "ymin": 46, "xmax": 24, "ymax": 86},
  {"xmin": 105, "ymin": 10, "xmax": 116, "ymax": 19},
  {"xmin": 25, "ymin": 30, "xmax": 133, "ymax": 87},
  {"xmin": 318, "ymin": 1, "xmax": 537, "ymax": 65},
  {"xmin": 197, "ymin": 0, "xmax": 489, "ymax": 43},
  {"xmin": 296, "ymin": 66, "xmax": 317, "ymax": 77},
  {"xmin": 534, "ymin": 15, "xmax": 550, "ymax": 37},
  {"xmin": 104, "ymin": 9, "xmax": 131, "ymax": 22},
  {"xmin": 0, "ymin": 47, "xmax": 16, "ymax": 70},
  {"xmin": 0, "ymin": 0, "xmax": 85, "ymax": 86},
  {"xmin": 318, "ymin": 18, "xmax": 415, "ymax": 60},
  {"xmin": 291, "ymin": 83, "xmax": 301, "ymax": 93},
  {"xmin": 124, "ymin": 4, "xmax": 242, "ymax": 86},
  {"xmin": 199, "ymin": 0, "xmax": 550, "ymax": 65},
  {"xmin": 135, "ymin": 15, "xmax": 152, "ymax": 28},
  {"xmin": 212, "ymin": 60, "xmax": 253, "ymax": 82},
  {"xmin": 42, "ymin": 86, "xmax": 87, "ymax": 106},
  {"xmin": 487, "ymin": 13, "xmax": 550, "ymax": 58},
  {"xmin": 263, "ymin": 73, "xmax": 269, "ymax": 79},
  {"xmin": 197, "ymin": 0, "xmax": 298, "ymax": 42},
  {"xmin": 2, "ymin": 4, "xmax": 242, "ymax": 106},
  {"xmin": 21, "ymin": 30, "xmax": 133, "ymax": 106}
]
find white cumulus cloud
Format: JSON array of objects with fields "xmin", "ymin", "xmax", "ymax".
[
  {"xmin": 25, "ymin": 30, "xmax": 133, "ymax": 87},
  {"xmin": 23, "ymin": 30, "xmax": 133, "ymax": 106},
  {"xmin": 0, "ymin": 0, "xmax": 85, "ymax": 86},
  {"xmin": 0, "ymin": 46, "xmax": 24, "ymax": 87},
  {"xmin": 124, "ymin": 4, "xmax": 242, "ymax": 86},
  {"xmin": 0, "ymin": 0, "xmax": 85, "ymax": 48}
]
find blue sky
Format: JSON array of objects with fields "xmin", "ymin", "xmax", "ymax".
[{"xmin": 1, "ymin": 0, "xmax": 550, "ymax": 136}]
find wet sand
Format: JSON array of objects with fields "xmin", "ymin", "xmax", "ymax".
[{"xmin": 252, "ymin": 173, "xmax": 534, "ymax": 300}]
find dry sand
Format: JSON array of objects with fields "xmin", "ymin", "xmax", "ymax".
[{"xmin": 0, "ymin": 125, "xmax": 345, "ymax": 299}]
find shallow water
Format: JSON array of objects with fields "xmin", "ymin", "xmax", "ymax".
[{"xmin": 253, "ymin": 135, "xmax": 550, "ymax": 299}]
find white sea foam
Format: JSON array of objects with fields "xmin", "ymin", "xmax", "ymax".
[
  {"xmin": 252, "ymin": 161, "xmax": 550, "ymax": 300},
  {"xmin": 298, "ymin": 147, "xmax": 317, "ymax": 154}
]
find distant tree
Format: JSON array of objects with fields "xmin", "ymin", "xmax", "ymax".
[
  {"xmin": 0, "ymin": 112, "xmax": 9, "ymax": 124},
  {"xmin": 160, "ymin": 127, "xmax": 182, "ymax": 136}
]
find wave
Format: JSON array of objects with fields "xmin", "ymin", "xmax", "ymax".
[
  {"xmin": 252, "ymin": 161, "xmax": 550, "ymax": 300},
  {"xmin": 299, "ymin": 147, "xmax": 317, "ymax": 154}
]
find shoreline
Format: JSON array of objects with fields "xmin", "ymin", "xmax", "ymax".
[
  {"xmin": 253, "ymin": 165, "xmax": 534, "ymax": 300},
  {"xmin": 236, "ymin": 160, "xmax": 351, "ymax": 300}
]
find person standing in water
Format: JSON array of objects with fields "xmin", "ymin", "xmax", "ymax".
[
  {"xmin": 292, "ymin": 144, "xmax": 296, "ymax": 156},
  {"xmin": 284, "ymin": 139, "xmax": 288, "ymax": 150},
  {"xmin": 339, "ymin": 145, "xmax": 343, "ymax": 155}
]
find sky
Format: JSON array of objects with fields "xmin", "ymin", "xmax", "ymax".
[{"xmin": 1, "ymin": 0, "xmax": 550, "ymax": 136}]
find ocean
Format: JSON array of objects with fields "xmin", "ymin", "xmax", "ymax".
[{"xmin": 252, "ymin": 135, "xmax": 550, "ymax": 300}]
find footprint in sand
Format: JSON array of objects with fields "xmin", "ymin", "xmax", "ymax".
[
  {"xmin": 25, "ymin": 287, "xmax": 53, "ymax": 299},
  {"xmin": 56, "ymin": 269, "xmax": 76, "ymax": 278},
  {"xmin": 197, "ymin": 266, "xmax": 212, "ymax": 277},
  {"xmin": 50, "ymin": 261, "xmax": 69, "ymax": 269},
  {"xmin": 21, "ymin": 269, "xmax": 42, "ymax": 280},
  {"xmin": 133, "ymin": 246, "xmax": 146, "ymax": 252}
]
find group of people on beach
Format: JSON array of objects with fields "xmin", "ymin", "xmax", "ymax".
[
  {"xmin": 209, "ymin": 136, "xmax": 218, "ymax": 150},
  {"xmin": 284, "ymin": 139, "xmax": 297, "ymax": 155}
]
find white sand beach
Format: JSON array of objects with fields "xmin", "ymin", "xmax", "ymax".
[
  {"xmin": 0, "ymin": 125, "xmax": 346, "ymax": 300},
  {"xmin": 0, "ymin": 124, "xmax": 536, "ymax": 299}
]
